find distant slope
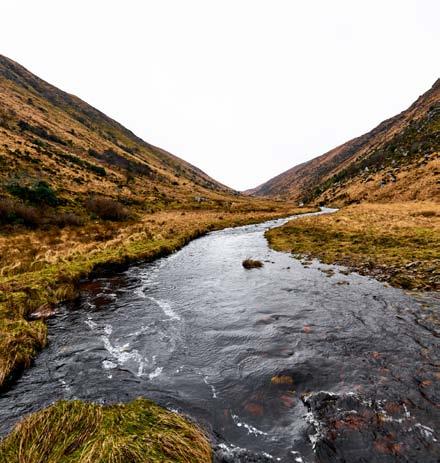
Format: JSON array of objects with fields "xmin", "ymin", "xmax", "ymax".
[
  {"xmin": 0, "ymin": 54, "xmax": 234, "ymax": 210},
  {"xmin": 248, "ymin": 79, "xmax": 440, "ymax": 205}
]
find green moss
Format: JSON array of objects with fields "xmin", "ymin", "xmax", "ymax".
[{"xmin": 7, "ymin": 180, "xmax": 59, "ymax": 206}]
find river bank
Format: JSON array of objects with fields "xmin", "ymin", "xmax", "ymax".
[
  {"xmin": 0, "ymin": 206, "xmax": 315, "ymax": 392},
  {"xmin": 266, "ymin": 201, "xmax": 440, "ymax": 292},
  {"xmin": 0, "ymin": 210, "xmax": 438, "ymax": 462}
]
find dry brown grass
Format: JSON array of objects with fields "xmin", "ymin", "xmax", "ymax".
[
  {"xmin": 266, "ymin": 202, "xmax": 440, "ymax": 290},
  {"xmin": 0, "ymin": 398, "xmax": 211, "ymax": 463},
  {"xmin": 321, "ymin": 155, "xmax": 440, "ymax": 206}
]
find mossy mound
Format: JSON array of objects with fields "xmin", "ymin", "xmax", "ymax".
[{"xmin": 0, "ymin": 398, "xmax": 211, "ymax": 463}]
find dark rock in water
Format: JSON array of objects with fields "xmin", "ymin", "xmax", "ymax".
[
  {"xmin": 242, "ymin": 258, "xmax": 263, "ymax": 269},
  {"xmin": 303, "ymin": 391, "xmax": 440, "ymax": 463}
]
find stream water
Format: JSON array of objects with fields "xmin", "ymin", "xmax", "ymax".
[{"xmin": 0, "ymin": 210, "xmax": 439, "ymax": 462}]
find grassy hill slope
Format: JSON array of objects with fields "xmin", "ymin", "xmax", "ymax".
[
  {"xmin": 248, "ymin": 79, "xmax": 440, "ymax": 206},
  {"xmin": 0, "ymin": 54, "xmax": 233, "ymax": 212}
]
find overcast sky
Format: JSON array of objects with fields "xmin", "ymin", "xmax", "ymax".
[{"xmin": 2, "ymin": 1, "xmax": 439, "ymax": 190}]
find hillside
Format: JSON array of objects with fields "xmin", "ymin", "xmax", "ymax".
[
  {"xmin": 248, "ymin": 79, "xmax": 440, "ymax": 205},
  {"xmin": 0, "ymin": 54, "xmax": 239, "ymax": 217}
]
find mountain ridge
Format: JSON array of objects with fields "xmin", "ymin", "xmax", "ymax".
[{"xmin": 248, "ymin": 79, "xmax": 440, "ymax": 205}]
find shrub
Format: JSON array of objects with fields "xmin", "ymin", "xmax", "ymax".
[
  {"xmin": 411, "ymin": 210, "xmax": 437, "ymax": 218},
  {"xmin": 88, "ymin": 164, "xmax": 106, "ymax": 177},
  {"xmin": 0, "ymin": 108, "xmax": 14, "ymax": 129},
  {"xmin": 94, "ymin": 149, "xmax": 152, "ymax": 176},
  {"xmin": 7, "ymin": 180, "xmax": 59, "ymax": 206},
  {"xmin": 85, "ymin": 197, "xmax": 129, "ymax": 221},
  {"xmin": 18, "ymin": 120, "xmax": 67, "ymax": 146},
  {"xmin": 88, "ymin": 148, "xmax": 99, "ymax": 157},
  {"xmin": 0, "ymin": 199, "xmax": 40, "ymax": 228},
  {"xmin": 242, "ymin": 258, "xmax": 263, "ymax": 269},
  {"xmin": 53, "ymin": 151, "xmax": 106, "ymax": 177},
  {"xmin": 53, "ymin": 212, "xmax": 84, "ymax": 228}
]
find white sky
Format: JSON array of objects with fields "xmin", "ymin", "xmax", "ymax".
[{"xmin": 1, "ymin": 1, "xmax": 439, "ymax": 190}]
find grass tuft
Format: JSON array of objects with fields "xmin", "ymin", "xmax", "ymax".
[{"xmin": 0, "ymin": 398, "xmax": 211, "ymax": 463}]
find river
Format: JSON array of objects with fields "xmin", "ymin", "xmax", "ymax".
[{"xmin": 0, "ymin": 209, "xmax": 439, "ymax": 462}]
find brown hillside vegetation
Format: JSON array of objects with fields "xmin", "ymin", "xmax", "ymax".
[
  {"xmin": 0, "ymin": 53, "xmax": 233, "ymax": 212},
  {"xmin": 249, "ymin": 79, "xmax": 440, "ymax": 206}
]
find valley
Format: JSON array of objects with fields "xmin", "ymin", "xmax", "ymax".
[{"xmin": 0, "ymin": 52, "xmax": 438, "ymax": 463}]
